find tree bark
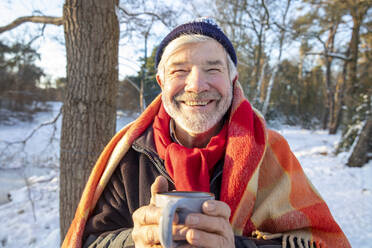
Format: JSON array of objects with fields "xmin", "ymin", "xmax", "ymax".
[
  {"xmin": 328, "ymin": 78, "xmax": 343, "ymax": 134},
  {"xmin": 329, "ymin": 49, "xmax": 349, "ymax": 134},
  {"xmin": 344, "ymin": 7, "xmax": 366, "ymax": 122},
  {"xmin": 320, "ymin": 22, "xmax": 338, "ymax": 132},
  {"xmin": 59, "ymin": 0, "xmax": 119, "ymax": 240},
  {"xmin": 347, "ymin": 118, "xmax": 372, "ymax": 167},
  {"xmin": 322, "ymin": 107, "xmax": 329, "ymax": 130}
]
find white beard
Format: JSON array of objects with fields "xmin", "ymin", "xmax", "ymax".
[{"xmin": 162, "ymin": 86, "xmax": 233, "ymax": 134}]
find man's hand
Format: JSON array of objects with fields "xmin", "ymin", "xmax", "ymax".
[
  {"xmin": 182, "ymin": 200, "xmax": 235, "ymax": 248},
  {"xmin": 132, "ymin": 176, "xmax": 168, "ymax": 247},
  {"xmin": 132, "ymin": 176, "xmax": 234, "ymax": 247},
  {"xmin": 132, "ymin": 176, "xmax": 186, "ymax": 247}
]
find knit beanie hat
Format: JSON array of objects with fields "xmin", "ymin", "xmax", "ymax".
[{"xmin": 155, "ymin": 17, "xmax": 237, "ymax": 68}]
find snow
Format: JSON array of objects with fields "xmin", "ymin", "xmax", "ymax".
[{"xmin": 0, "ymin": 103, "xmax": 371, "ymax": 247}]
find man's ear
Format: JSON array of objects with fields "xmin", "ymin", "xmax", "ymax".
[
  {"xmin": 156, "ymin": 74, "xmax": 163, "ymax": 89},
  {"xmin": 232, "ymin": 74, "xmax": 238, "ymax": 84}
]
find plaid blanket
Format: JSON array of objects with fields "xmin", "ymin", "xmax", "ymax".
[{"xmin": 62, "ymin": 82, "xmax": 350, "ymax": 248}]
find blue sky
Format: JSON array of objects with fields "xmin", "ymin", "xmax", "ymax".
[{"xmin": 0, "ymin": 0, "xmax": 166, "ymax": 82}]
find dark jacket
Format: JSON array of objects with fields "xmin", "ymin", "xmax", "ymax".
[{"xmin": 83, "ymin": 126, "xmax": 281, "ymax": 248}]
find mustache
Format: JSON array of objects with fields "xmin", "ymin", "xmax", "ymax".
[{"xmin": 174, "ymin": 91, "xmax": 221, "ymax": 102}]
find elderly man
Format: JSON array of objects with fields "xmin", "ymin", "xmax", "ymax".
[{"xmin": 62, "ymin": 18, "xmax": 350, "ymax": 248}]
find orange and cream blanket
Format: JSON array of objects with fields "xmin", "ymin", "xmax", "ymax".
[{"xmin": 62, "ymin": 83, "xmax": 350, "ymax": 248}]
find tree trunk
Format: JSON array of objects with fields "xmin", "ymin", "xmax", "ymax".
[
  {"xmin": 345, "ymin": 14, "xmax": 362, "ymax": 122},
  {"xmin": 262, "ymin": 0, "xmax": 291, "ymax": 117},
  {"xmin": 347, "ymin": 118, "xmax": 372, "ymax": 167},
  {"xmin": 325, "ymin": 57, "xmax": 335, "ymax": 130},
  {"xmin": 322, "ymin": 22, "xmax": 338, "ymax": 133},
  {"xmin": 60, "ymin": 0, "xmax": 119, "ymax": 240},
  {"xmin": 254, "ymin": 33, "xmax": 264, "ymax": 93},
  {"xmin": 140, "ymin": 32, "xmax": 149, "ymax": 113},
  {"xmin": 254, "ymin": 61, "xmax": 267, "ymax": 105},
  {"xmin": 328, "ymin": 93, "xmax": 342, "ymax": 134},
  {"xmin": 322, "ymin": 107, "xmax": 329, "ymax": 130},
  {"xmin": 262, "ymin": 64, "xmax": 277, "ymax": 116},
  {"xmin": 329, "ymin": 50, "xmax": 348, "ymax": 134},
  {"xmin": 140, "ymin": 77, "xmax": 145, "ymax": 112},
  {"xmin": 341, "ymin": 4, "xmax": 369, "ymax": 164}
]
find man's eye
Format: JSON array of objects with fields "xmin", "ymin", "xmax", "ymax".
[
  {"xmin": 207, "ymin": 68, "xmax": 220, "ymax": 73},
  {"xmin": 173, "ymin": 69, "xmax": 187, "ymax": 75}
]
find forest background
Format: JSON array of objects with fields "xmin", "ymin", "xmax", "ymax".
[{"xmin": 0, "ymin": 0, "xmax": 371, "ymax": 244}]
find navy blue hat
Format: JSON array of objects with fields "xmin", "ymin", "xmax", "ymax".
[{"xmin": 155, "ymin": 17, "xmax": 237, "ymax": 68}]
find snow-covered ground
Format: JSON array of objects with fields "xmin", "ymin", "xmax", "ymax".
[{"xmin": 0, "ymin": 103, "xmax": 371, "ymax": 247}]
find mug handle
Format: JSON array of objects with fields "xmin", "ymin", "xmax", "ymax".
[{"xmin": 159, "ymin": 198, "xmax": 189, "ymax": 248}]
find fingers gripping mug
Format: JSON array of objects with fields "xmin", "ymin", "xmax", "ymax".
[{"xmin": 155, "ymin": 191, "xmax": 215, "ymax": 248}]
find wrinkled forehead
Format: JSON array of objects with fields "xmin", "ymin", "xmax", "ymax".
[{"xmin": 164, "ymin": 38, "xmax": 229, "ymax": 68}]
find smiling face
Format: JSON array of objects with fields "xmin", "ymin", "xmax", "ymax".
[{"xmin": 157, "ymin": 39, "xmax": 233, "ymax": 135}]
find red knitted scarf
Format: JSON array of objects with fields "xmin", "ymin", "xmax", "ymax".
[{"xmin": 153, "ymin": 105, "xmax": 227, "ymax": 191}]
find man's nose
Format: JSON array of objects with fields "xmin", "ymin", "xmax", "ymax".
[{"xmin": 184, "ymin": 68, "xmax": 209, "ymax": 93}]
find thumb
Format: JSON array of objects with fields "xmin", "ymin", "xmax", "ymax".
[{"xmin": 150, "ymin": 176, "xmax": 168, "ymax": 205}]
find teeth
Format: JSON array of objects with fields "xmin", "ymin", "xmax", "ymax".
[{"xmin": 184, "ymin": 101, "xmax": 209, "ymax": 106}]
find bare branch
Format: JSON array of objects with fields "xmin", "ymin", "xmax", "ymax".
[
  {"xmin": 238, "ymin": 60, "xmax": 252, "ymax": 68},
  {"xmin": 246, "ymin": 9, "xmax": 260, "ymax": 36},
  {"xmin": 314, "ymin": 33, "xmax": 327, "ymax": 50},
  {"xmin": 118, "ymin": 6, "xmax": 168, "ymax": 27},
  {"xmin": 1, "ymin": 108, "xmax": 62, "ymax": 148},
  {"xmin": 272, "ymin": 0, "xmax": 292, "ymax": 33},
  {"xmin": 27, "ymin": 24, "xmax": 47, "ymax": 46},
  {"xmin": 272, "ymin": 21, "xmax": 286, "ymax": 32},
  {"xmin": 261, "ymin": 0, "xmax": 271, "ymax": 28},
  {"xmin": 0, "ymin": 16, "xmax": 63, "ymax": 34},
  {"xmin": 124, "ymin": 77, "xmax": 140, "ymax": 93},
  {"xmin": 306, "ymin": 52, "xmax": 352, "ymax": 61}
]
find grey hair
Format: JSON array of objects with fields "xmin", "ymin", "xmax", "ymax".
[{"xmin": 156, "ymin": 34, "xmax": 238, "ymax": 83}]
